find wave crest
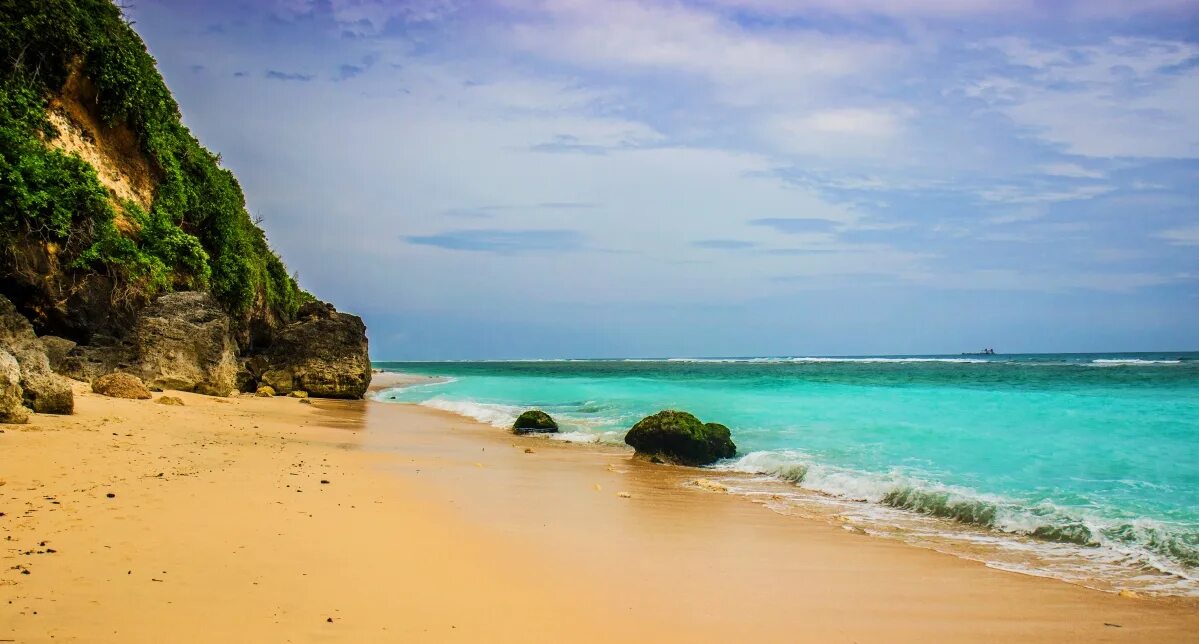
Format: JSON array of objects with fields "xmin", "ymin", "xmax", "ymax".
[{"xmin": 722, "ymin": 451, "xmax": 1199, "ymax": 579}]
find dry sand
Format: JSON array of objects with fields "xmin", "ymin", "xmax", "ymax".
[{"xmin": 1, "ymin": 380, "xmax": 1196, "ymax": 643}]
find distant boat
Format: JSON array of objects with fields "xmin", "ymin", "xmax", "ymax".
[{"xmin": 961, "ymin": 348, "xmax": 997, "ymax": 355}]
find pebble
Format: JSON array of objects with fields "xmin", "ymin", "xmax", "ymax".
[
  {"xmin": 105, "ymin": 493, "xmax": 116, "ymax": 498},
  {"xmin": 617, "ymin": 492, "xmax": 632, "ymax": 498},
  {"xmin": 523, "ymin": 448, "xmax": 535, "ymax": 454}
]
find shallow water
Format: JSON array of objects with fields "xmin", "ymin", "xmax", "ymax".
[{"xmin": 373, "ymin": 353, "xmax": 1199, "ymax": 595}]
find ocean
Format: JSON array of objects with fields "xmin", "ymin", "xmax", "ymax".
[{"xmin": 372, "ymin": 353, "xmax": 1199, "ymax": 596}]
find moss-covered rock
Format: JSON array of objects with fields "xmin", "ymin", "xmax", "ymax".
[
  {"xmin": 624, "ymin": 410, "xmax": 736, "ymax": 466},
  {"xmin": 513, "ymin": 410, "xmax": 558, "ymax": 434}
]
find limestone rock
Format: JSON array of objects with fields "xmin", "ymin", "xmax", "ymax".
[
  {"xmin": 0, "ymin": 295, "xmax": 73, "ymax": 414},
  {"xmin": 155, "ymin": 396, "xmax": 184, "ymax": 406},
  {"xmin": 38, "ymin": 335, "xmax": 76, "ymax": 372},
  {"xmin": 287, "ymin": 390, "xmax": 309, "ymax": 399},
  {"xmin": 134, "ymin": 292, "xmax": 239, "ymax": 396},
  {"xmin": 53, "ymin": 336, "xmax": 136, "ymax": 383},
  {"xmin": 624, "ymin": 410, "xmax": 736, "ymax": 466},
  {"xmin": 255, "ymin": 385, "xmax": 276, "ymax": 397},
  {"xmin": 0, "ymin": 349, "xmax": 29, "ymax": 424},
  {"xmin": 253, "ymin": 301, "xmax": 369, "ymax": 399},
  {"xmin": 513, "ymin": 409, "xmax": 559, "ymax": 434},
  {"xmin": 92, "ymin": 372, "xmax": 152, "ymax": 399}
]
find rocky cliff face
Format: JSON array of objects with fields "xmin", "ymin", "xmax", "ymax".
[
  {"xmin": 134, "ymin": 292, "xmax": 240, "ymax": 397},
  {"xmin": 0, "ymin": 295, "xmax": 74, "ymax": 417},
  {"xmin": 0, "ymin": 1, "xmax": 372, "ymax": 413},
  {"xmin": 244, "ymin": 302, "xmax": 371, "ymax": 399}
]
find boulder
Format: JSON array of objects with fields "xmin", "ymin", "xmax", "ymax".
[
  {"xmin": 0, "ymin": 295, "xmax": 73, "ymax": 414},
  {"xmin": 254, "ymin": 301, "xmax": 370, "ymax": 399},
  {"xmin": 255, "ymin": 385, "xmax": 276, "ymax": 397},
  {"xmin": 0, "ymin": 349, "xmax": 29, "ymax": 424},
  {"xmin": 134, "ymin": 292, "xmax": 239, "ymax": 396},
  {"xmin": 624, "ymin": 410, "xmax": 736, "ymax": 466},
  {"xmin": 53, "ymin": 336, "xmax": 137, "ymax": 383},
  {"xmin": 155, "ymin": 396, "xmax": 184, "ymax": 406},
  {"xmin": 513, "ymin": 410, "xmax": 558, "ymax": 434},
  {"xmin": 38, "ymin": 335, "xmax": 76, "ymax": 371},
  {"xmin": 287, "ymin": 390, "xmax": 309, "ymax": 399},
  {"xmin": 92, "ymin": 372, "xmax": 152, "ymax": 399}
]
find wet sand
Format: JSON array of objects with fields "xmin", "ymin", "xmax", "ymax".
[{"xmin": 2, "ymin": 381, "xmax": 1196, "ymax": 642}]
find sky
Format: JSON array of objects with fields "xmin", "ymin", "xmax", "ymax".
[{"xmin": 125, "ymin": 0, "xmax": 1199, "ymax": 359}]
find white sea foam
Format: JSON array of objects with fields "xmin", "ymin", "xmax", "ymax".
[
  {"xmin": 717, "ymin": 450, "xmax": 1199, "ymax": 595},
  {"xmin": 661, "ymin": 357, "xmax": 990, "ymax": 364},
  {"xmin": 419, "ymin": 398, "xmax": 522, "ymax": 428},
  {"xmin": 1089, "ymin": 359, "xmax": 1181, "ymax": 366},
  {"xmin": 550, "ymin": 430, "xmax": 626, "ymax": 445}
]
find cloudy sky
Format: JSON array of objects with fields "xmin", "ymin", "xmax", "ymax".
[{"xmin": 127, "ymin": 0, "xmax": 1198, "ymax": 359}]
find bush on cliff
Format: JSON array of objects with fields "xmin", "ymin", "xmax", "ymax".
[{"xmin": 0, "ymin": 0, "xmax": 302, "ymax": 326}]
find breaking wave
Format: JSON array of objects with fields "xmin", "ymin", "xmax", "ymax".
[{"xmin": 721, "ymin": 450, "xmax": 1199, "ymax": 585}]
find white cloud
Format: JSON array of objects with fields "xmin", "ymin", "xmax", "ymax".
[
  {"xmin": 274, "ymin": 0, "xmax": 458, "ymax": 34},
  {"xmin": 1038, "ymin": 163, "xmax": 1105, "ymax": 179},
  {"xmin": 969, "ymin": 37, "xmax": 1199, "ymax": 158},
  {"xmin": 978, "ymin": 184, "xmax": 1114, "ymax": 204},
  {"xmin": 501, "ymin": 0, "xmax": 905, "ymax": 106},
  {"xmin": 1158, "ymin": 224, "xmax": 1199, "ymax": 246},
  {"xmin": 696, "ymin": 0, "xmax": 1197, "ymax": 20}
]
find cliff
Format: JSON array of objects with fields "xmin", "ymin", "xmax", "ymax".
[{"xmin": 0, "ymin": 0, "xmax": 369, "ymax": 410}]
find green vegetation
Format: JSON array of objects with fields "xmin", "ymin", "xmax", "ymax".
[{"xmin": 0, "ymin": 0, "xmax": 301, "ymax": 317}]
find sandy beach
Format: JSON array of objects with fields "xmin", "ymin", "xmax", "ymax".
[{"xmin": 2, "ymin": 379, "xmax": 1197, "ymax": 643}]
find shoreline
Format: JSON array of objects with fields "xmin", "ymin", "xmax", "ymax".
[
  {"xmin": 2, "ymin": 381, "xmax": 1197, "ymax": 642},
  {"xmin": 373, "ymin": 370, "xmax": 1199, "ymax": 599}
]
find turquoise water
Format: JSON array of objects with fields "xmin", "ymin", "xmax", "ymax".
[{"xmin": 374, "ymin": 353, "xmax": 1199, "ymax": 594}]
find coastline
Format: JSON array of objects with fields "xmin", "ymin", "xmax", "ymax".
[{"xmin": 2, "ymin": 381, "xmax": 1197, "ymax": 642}]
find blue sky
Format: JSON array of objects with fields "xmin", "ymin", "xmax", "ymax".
[{"xmin": 127, "ymin": 0, "xmax": 1198, "ymax": 359}]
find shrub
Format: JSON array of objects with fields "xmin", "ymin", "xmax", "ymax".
[{"xmin": 0, "ymin": 0, "xmax": 301, "ymax": 319}]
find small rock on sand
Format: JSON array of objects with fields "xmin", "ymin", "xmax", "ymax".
[
  {"xmin": 617, "ymin": 491, "xmax": 632, "ymax": 498},
  {"xmin": 155, "ymin": 396, "xmax": 184, "ymax": 406},
  {"xmin": 1118, "ymin": 589, "xmax": 1141, "ymax": 599},
  {"xmin": 690, "ymin": 478, "xmax": 729, "ymax": 493},
  {"xmin": 523, "ymin": 448, "xmax": 535, "ymax": 454},
  {"xmin": 299, "ymin": 398, "xmax": 312, "ymax": 405},
  {"xmin": 92, "ymin": 373, "xmax": 152, "ymax": 399}
]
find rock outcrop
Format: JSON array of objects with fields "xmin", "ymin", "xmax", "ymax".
[
  {"xmin": 247, "ymin": 302, "xmax": 370, "ymax": 399},
  {"xmin": 53, "ymin": 338, "xmax": 136, "ymax": 383},
  {"xmin": 39, "ymin": 335, "xmax": 77, "ymax": 372},
  {"xmin": 0, "ymin": 295, "xmax": 74, "ymax": 414},
  {"xmin": 134, "ymin": 292, "xmax": 239, "ymax": 396},
  {"xmin": 0, "ymin": 349, "xmax": 29, "ymax": 424},
  {"xmin": 92, "ymin": 372, "xmax": 152, "ymax": 399},
  {"xmin": 513, "ymin": 410, "xmax": 559, "ymax": 434},
  {"xmin": 624, "ymin": 410, "xmax": 736, "ymax": 466}
]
